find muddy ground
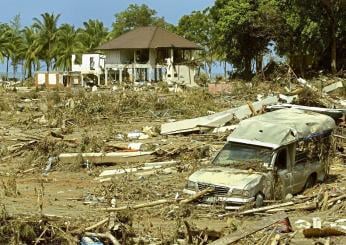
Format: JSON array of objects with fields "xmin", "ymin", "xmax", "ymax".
[{"xmin": 0, "ymin": 79, "xmax": 345, "ymax": 244}]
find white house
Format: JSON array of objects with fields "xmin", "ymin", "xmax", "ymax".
[
  {"xmin": 97, "ymin": 26, "xmax": 201, "ymax": 87},
  {"xmin": 71, "ymin": 53, "xmax": 105, "ymax": 86}
]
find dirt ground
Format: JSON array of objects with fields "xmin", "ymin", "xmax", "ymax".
[{"xmin": 0, "ymin": 81, "xmax": 345, "ymax": 244}]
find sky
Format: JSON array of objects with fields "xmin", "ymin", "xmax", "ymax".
[{"xmin": 0, "ymin": 0, "xmax": 214, "ymax": 28}]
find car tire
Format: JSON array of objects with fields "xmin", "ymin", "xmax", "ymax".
[
  {"xmin": 304, "ymin": 174, "xmax": 316, "ymax": 190},
  {"xmin": 255, "ymin": 193, "xmax": 264, "ymax": 208}
]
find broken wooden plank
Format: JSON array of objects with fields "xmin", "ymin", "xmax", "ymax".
[
  {"xmin": 322, "ymin": 81, "xmax": 343, "ymax": 93},
  {"xmin": 210, "ymin": 213, "xmax": 287, "ymax": 245},
  {"xmin": 101, "ymin": 199, "xmax": 174, "ymax": 212},
  {"xmin": 98, "ymin": 161, "xmax": 178, "ymax": 178},
  {"xmin": 180, "ymin": 187, "xmax": 213, "ymax": 205},
  {"xmin": 267, "ymin": 104, "xmax": 345, "ymax": 120},
  {"xmin": 327, "ymin": 194, "xmax": 346, "ymax": 206},
  {"xmin": 102, "ymin": 189, "xmax": 213, "ymax": 212},
  {"xmin": 239, "ymin": 202, "xmax": 294, "ymax": 215},
  {"xmin": 266, "ymin": 202, "xmax": 317, "ymax": 213},
  {"xmin": 161, "ymin": 96, "xmax": 279, "ymax": 135},
  {"xmin": 58, "ymin": 151, "xmax": 154, "ymax": 165}
]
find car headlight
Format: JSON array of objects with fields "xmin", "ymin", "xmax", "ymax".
[
  {"xmin": 230, "ymin": 189, "xmax": 250, "ymax": 197},
  {"xmin": 186, "ymin": 180, "xmax": 197, "ymax": 190},
  {"xmin": 242, "ymin": 190, "xmax": 250, "ymax": 197}
]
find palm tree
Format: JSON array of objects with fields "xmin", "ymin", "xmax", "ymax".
[
  {"xmin": 9, "ymin": 14, "xmax": 24, "ymax": 80},
  {"xmin": 78, "ymin": 19, "xmax": 108, "ymax": 51},
  {"xmin": 0, "ymin": 24, "xmax": 12, "ymax": 63},
  {"xmin": 32, "ymin": 13, "xmax": 60, "ymax": 72},
  {"xmin": 54, "ymin": 24, "xmax": 84, "ymax": 71},
  {"xmin": 21, "ymin": 26, "xmax": 40, "ymax": 78},
  {"xmin": 0, "ymin": 23, "xmax": 14, "ymax": 80}
]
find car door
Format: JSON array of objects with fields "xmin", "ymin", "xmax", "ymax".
[
  {"xmin": 291, "ymin": 145, "xmax": 310, "ymax": 193},
  {"xmin": 275, "ymin": 148, "xmax": 293, "ymax": 198}
]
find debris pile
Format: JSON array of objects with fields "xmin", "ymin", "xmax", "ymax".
[{"xmin": 0, "ymin": 75, "xmax": 345, "ymax": 244}]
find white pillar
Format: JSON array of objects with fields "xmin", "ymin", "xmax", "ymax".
[
  {"xmin": 81, "ymin": 74, "xmax": 84, "ymax": 87},
  {"xmin": 119, "ymin": 69, "xmax": 123, "ymax": 83},
  {"xmin": 170, "ymin": 48, "xmax": 174, "ymax": 62},
  {"xmin": 105, "ymin": 68, "xmax": 108, "ymax": 86},
  {"xmin": 133, "ymin": 67, "xmax": 137, "ymax": 82},
  {"xmin": 97, "ymin": 74, "xmax": 100, "ymax": 86}
]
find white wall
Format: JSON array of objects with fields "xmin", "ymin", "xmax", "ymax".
[
  {"xmin": 37, "ymin": 74, "xmax": 45, "ymax": 85},
  {"xmin": 72, "ymin": 54, "xmax": 105, "ymax": 73}
]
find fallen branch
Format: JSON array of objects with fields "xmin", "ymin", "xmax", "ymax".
[
  {"xmin": 210, "ymin": 214, "xmax": 287, "ymax": 245},
  {"xmin": 84, "ymin": 218, "xmax": 109, "ymax": 232},
  {"xmin": 101, "ymin": 199, "xmax": 174, "ymax": 212},
  {"xmin": 266, "ymin": 202, "xmax": 317, "ymax": 213},
  {"xmin": 239, "ymin": 202, "xmax": 294, "ymax": 215},
  {"xmin": 327, "ymin": 194, "xmax": 346, "ymax": 206},
  {"xmin": 34, "ymin": 227, "xmax": 48, "ymax": 245},
  {"xmin": 102, "ymin": 188, "xmax": 213, "ymax": 212},
  {"xmin": 84, "ymin": 232, "xmax": 120, "ymax": 245},
  {"xmin": 180, "ymin": 187, "xmax": 213, "ymax": 205}
]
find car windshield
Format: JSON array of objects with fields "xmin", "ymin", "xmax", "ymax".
[{"xmin": 213, "ymin": 142, "xmax": 272, "ymax": 166}]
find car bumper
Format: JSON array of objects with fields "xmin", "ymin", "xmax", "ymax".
[{"xmin": 183, "ymin": 189, "xmax": 255, "ymax": 204}]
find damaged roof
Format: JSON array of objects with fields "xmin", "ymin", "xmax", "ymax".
[
  {"xmin": 97, "ymin": 26, "xmax": 201, "ymax": 50},
  {"xmin": 228, "ymin": 108, "xmax": 336, "ymax": 148}
]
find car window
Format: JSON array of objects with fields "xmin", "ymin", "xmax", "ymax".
[
  {"xmin": 275, "ymin": 148, "xmax": 287, "ymax": 170},
  {"xmin": 213, "ymin": 142, "xmax": 272, "ymax": 166}
]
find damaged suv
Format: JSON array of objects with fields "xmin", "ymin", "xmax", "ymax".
[{"xmin": 184, "ymin": 108, "xmax": 336, "ymax": 209}]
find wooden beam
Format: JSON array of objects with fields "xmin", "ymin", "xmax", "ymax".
[{"xmin": 210, "ymin": 214, "xmax": 287, "ymax": 245}]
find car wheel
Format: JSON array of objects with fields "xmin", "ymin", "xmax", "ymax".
[
  {"xmin": 255, "ymin": 193, "xmax": 264, "ymax": 208},
  {"xmin": 305, "ymin": 174, "xmax": 316, "ymax": 190}
]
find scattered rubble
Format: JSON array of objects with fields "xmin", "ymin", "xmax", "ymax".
[{"xmin": 0, "ymin": 75, "xmax": 345, "ymax": 244}]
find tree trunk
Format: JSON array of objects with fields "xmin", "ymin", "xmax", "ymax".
[
  {"xmin": 6, "ymin": 56, "xmax": 9, "ymax": 80},
  {"xmin": 330, "ymin": 16, "xmax": 337, "ymax": 74},
  {"xmin": 244, "ymin": 56, "xmax": 252, "ymax": 80},
  {"xmin": 46, "ymin": 61, "xmax": 50, "ymax": 72},
  {"xmin": 256, "ymin": 55, "xmax": 263, "ymax": 74},
  {"xmin": 321, "ymin": 0, "xmax": 337, "ymax": 74},
  {"xmin": 13, "ymin": 63, "xmax": 17, "ymax": 81},
  {"xmin": 208, "ymin": 57, "xmax": 213, "ymax": 79},
  {"xmin": 224, "ymin": 61, "xmax": 227, "ymax": 79},
  {"xmin": 28, "ymin": 62, "xmax": 32, "ymax": 78}
]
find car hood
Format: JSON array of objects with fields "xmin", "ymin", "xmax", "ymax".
[{"xmin": 189, "ymin": 167, "xmax": 265, "ymax": 190}]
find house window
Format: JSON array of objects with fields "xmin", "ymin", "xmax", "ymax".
[{"xmin": 90, "ymin": 57, "xmax": 95, "ymax": 70}]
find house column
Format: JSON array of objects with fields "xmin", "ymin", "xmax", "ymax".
[
  {"xmin": 97, "ymin": 74, "xmax": 100, "ymax": 86},
  {"xmin": 105, "ymin": 68, "xmax": 108, "ymax": 86},
  {"xmin": 119, "ymin": 69, "xmax": 123, "ymax": 83},
  {"xmin": 81, "ymin": 74, "xmax": 84, "ymax": 87},
  {"xmin": 149, "ymin": 49, "xmax": 156, "ymax": 82},
  {"xmin": 170, "ymin": 48, "xmax": 174, "ymax": 62},
  {"xmin": 133, "ymin": 50, "xmax": 137, "ymax": 82}
]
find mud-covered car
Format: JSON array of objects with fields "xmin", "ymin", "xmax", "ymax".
[{"xmin": 184, "ymin": 108, "xmax": 336, "ymax": 209}]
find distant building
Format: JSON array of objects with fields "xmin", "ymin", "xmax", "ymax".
[
  {"xmin": 71, "ymin": 53, "xmax": 105, "ymax": 86},
  {"xmin": 97, "ymin": 26, "xmax": 201, "ymax": 87}
]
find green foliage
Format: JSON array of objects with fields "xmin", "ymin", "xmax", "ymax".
[
  {"xmin": 32, "ymin": 13, "xmax": 61, "ymax": 72},
  {"xmin": 0, "ymin": 23, "xmax": 12, "ymax": 63},
  {"xmin": 211, "ymin": 0, "xmax": 280, "ymax": 79},
  {"xmin": 78, "ymin": 19, "xmax": 108, "ymax": 51},
  {"xmin": 110, "ymin": 4, "xmax": 172, "ymax": 38},
  {"xmin": 54, "ymin": 24, "xmax": 84, "ymax": 71},
  {"xmin": 177, "ymin": 9, "xmax": 217, "ymax": 77},
  {"xmin": 21, "ymin": 26, "xmax": 41, "ymax": 78},
  {"xmin": 276, "ymin": 0, "xmax": 345, "ymax": 73}
]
